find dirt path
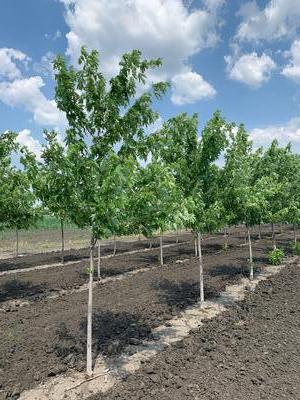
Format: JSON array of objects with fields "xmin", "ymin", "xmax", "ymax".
[{"xmin": 92, "ymin": 258, "xmax": 300, "ymax": 400}]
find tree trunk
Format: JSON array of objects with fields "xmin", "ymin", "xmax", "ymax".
[
  {"xmin": 86, "ymin": 236, "xmax": 96, "ymax": 377},
  {"xmin": 97, "ymin": 239, "xmax": 101, "ymax": 280},
  {"xmin": 247, "ymin": 226, "xmax": 253, "ymax": 280},
  {"xmin": 194, "ymin": 235, "xmax": 198, "ymax": 257},
  {"xmin": 197, "ymin": 232, "xmax": 204, "ymax": 308},
  {"xmin": 176, "ymin": 229, "xmax": 179, "ymax": 244},
  {"xmin": 159, "ymin": 231, "xmax": 163, "ymax": 266},
  {"xmin": 149, "ymin": 238, "xmax": 152, "ymax": 249},
  {"xmin": 138, "ymin": 232, "xmax": 141, "ymax": 241},
  {"xmin": 272, "ymin": 223, "xmax": 276, "ymax": 250},
  {"xmin": 113, "ymin": 234, "xmax": 117, "ymax": 256},
  {"xmin": 293, "ymin": 223, "xmax": 297, "ymax": 245},
  {"xmin": 258, "ymin": 223, "xmax": 262, "ymax": 240},
  {"xmin": 16, "ymin": 229, "xmax": 19, "ymax": 257},
  {"xmin": 224, "ymin": 228, "xmax": 228, "ymax": 248},
  {"xmin": 61, "ymin": 219, "xmax": 65, "ymax": 264}
]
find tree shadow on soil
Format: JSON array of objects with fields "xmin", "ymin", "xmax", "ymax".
[
  {"xmin": 207, "ymin": 264, "xmax": 248, "ymax": 279},
  {"xmin": 0, "ymin": 279, "xmax": 48, "ymax": 302},
  {"xmin": 54, "ymin": 310, "xmax": 153, "ymax": 369},
  {"xmin": 152, "ymin": 279, "xmax": 219, "ymax": 309}
]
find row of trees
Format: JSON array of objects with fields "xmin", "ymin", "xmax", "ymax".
[{"xmin": 1, "ymin": 47, "xmax": 300, "ymax": 376}]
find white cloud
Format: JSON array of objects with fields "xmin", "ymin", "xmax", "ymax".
[
  {"xmin": 171, "ymin": 71, "xmax": 216, "ymax": 105},
  {"xmin": 16, "ymin": 129, "xmax": 42, "ymax": 160},
  {"xmin": 0, "ymin": 76, "xmax": 67, "ymax": 128},
  {"xmin": 225, "ymin": 52, "xmax": 276, "ymax": 88},
  {"xmin": 45, "ymin": 30, "xmax": 62, "ymax": 40},
  {"xmin": 59, "ymin": 0, "xmax": 223, "ymax": 104},
  {"xmin": 236, "ymin": 0, "xmax": 300, "ymax": 43},
  {"xmin": 282, "ymin": 40, "xmax": 300, "ymax": 84},
  {"xmin": 33, "ymin": 51, "xmax": 55, "ymax": 78},
  {"xmin": 250, "ymin": 117, "xmax": 300, "ymax": 152},
  {"xmin": 0, "ymin": 48, "xmax": 30, "ymax": 80}
]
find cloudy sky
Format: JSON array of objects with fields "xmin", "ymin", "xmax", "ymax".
[{"xmin": 1, "ymin": 0, "xmax": 300, "ymax": 155}]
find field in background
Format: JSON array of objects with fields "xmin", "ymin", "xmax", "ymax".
[
  {"xmin": 0, "ymin": 215, "xmax": 91, "ymax": 257},
  {"xmin": 0, "ymin": 215, "xmax": 177, "ymax": 258}
]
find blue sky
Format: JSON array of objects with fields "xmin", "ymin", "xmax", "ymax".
[{"xmin": 1, "ymin": 0, "xmax": 300, "ymax": 156}]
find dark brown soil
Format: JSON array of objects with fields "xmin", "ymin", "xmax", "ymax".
[
  {"xmin": 92, "ymin": 260, "xmax": 300, "ymax": 400},
  {"xmin": 0, "ymin": 233, "xmax": 191, "ymax": 272},
  {"xmin": 0, "ymin": 234, "xmax": 242, "ymax": 305},
  {"xmin": 0, "ymin": 228, "xmax": 292, "ymax": 399}
]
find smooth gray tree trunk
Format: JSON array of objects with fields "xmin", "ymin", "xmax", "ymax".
[
  {"xmin": 293, "ymin": 223, "xmax": 297, "ymax": 245},
  {"xmin": 113, "ymin": 234, "xmax": 117, "ymax": 256},
  {"xmin": 86, "ymin": 236, "xmax": 95, "ymax": 377},
  {"xmin": 159, "ymin": 231, "xmax": 163, "ymax": 266},
  {"xmin": 247, "ymin": 226, "xmax": 253, "ymax": 280},
  {"xmin": 97, "ymin": 239, "xmax": 101, "ymax": 280},
  {"xmin": 149, "ymin": 238, "xmax": 152, "ymax": 249},
  {"xmin": 61, "ymin": 219, "xmax": 65, "ymax": 264},
  {"xmin": 258, "ymin": 223, "xmax": 262, "ymax": 240},
  {"xmin": 272, "ymin": 223, "xmax": 276, "ymax": 249},
  {"xmin": 194, "ymin": 235, "xmax": 198, "ymax": 257},
  {"xmin": 16, "ymin": 229, "xmax": 19, "ymax": 257},
  {"xmin": 197, "ymin": 232, "xmax": 204, "ymax": 308}
]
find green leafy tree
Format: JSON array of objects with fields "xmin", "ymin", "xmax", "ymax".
[
  {"xmin": 22, "ymin": 130, "xmax": 75, "ymax": 263},
  {"xmin": 285, "ymin": 155, "xmax": 300, "ymax": 243},
  {"xmin": 0, "ymin": 132, "xmax": 39, "ymax": 255},
  {"xmin": 93, "ymin": 152, "xmax": 138, "ymax": 277},
  {"xmin": 222, "ymin": 124, "xmax": 268, "ymax": 279},
  {"xmin": 4, "ymin": 169, "xmax": 40, "ymax": 256},
  {"xmin": 253, "ymin": 140, "xmax": 296, "ymax": 248},
  {"xmin": 132, "ymin": 160, "xmax": 194, "ymax": 266},
  {"xmin": 53, "ymin": 47, "xmax": 168, "ymax": 376},
  {"xmin": 151, "ymin": 111, "xmax": 228, "ymax": 305},
  {"xmin": 0, "ymin": 132, "xmax": 18, "ymax": 231}
]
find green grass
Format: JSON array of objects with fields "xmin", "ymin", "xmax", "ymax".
[
  {"xmin": 0, "ymin": 215, "xmax": 79, "ymax": 240},
  {"xmin": 30, "ymin": 215, "xmax": 78, "ymax": 230}
]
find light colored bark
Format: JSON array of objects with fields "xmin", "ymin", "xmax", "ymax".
[
  {"xmin": 247, "ymin": 226, "xmax": 253, "ymax": 280},
  {"xmin": 293, "ymin": 223, "xmax": 297, "ymax": 245},
  {"xmin": 272, "ymin": 223, "xmax": 276, "ymax": 250},
  {"xmin": 258, "ymin": 223, "xmax": 262, "ymax": 240},
  {"xmin": 176, "ymin": 229, "xmax": 179, "ymax": 244},
  {"xmin": 113, "ymin": 234, "xmax": 117, "ymax": 256},
  {"xmin": 197, "ymin": 232, "xmax": 204, "ymax": 308},
  {"xmin": 159, "ymin": 231, "xmax": 163, "ymax": 266},
  {"xmin": 149, "ymin": 238, "xmax": 152, "ymax": 249},
  {"xmin": 61, "ymin": 219, "xmax": 65, "ymax": 264},
  {"xmin": 224, "ymin": 228, "xmax": 228, "ymax": 248},
  {"xmin": 86, "ymin": 236, "xmax": 95, "ymax": 377},
  {"xmin": 97, "ymin": 240, "xmax": 101, "ymax": 280},
  {"xmin": 16, "ymin": 229, "xmax": 19, "ymax": 257},
  {"xmin": 194, "ymin": 235, "xmax": 198, "ymax": 257}
]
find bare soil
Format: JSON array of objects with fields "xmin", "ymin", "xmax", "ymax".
[
  {"xmin": 92, "ymin": 259, "xmax": 300, "ymax": 400},
  {"xmin": 0, "ymin": 234, "xmax": 241, "ymax": 306},
  {"xmin": 0, "ymin": 233, "xmax": 191, "ymax": 273},
  {"xmin": 0, "ymin": 226, "xmax": 293, "ymax": 399}
]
